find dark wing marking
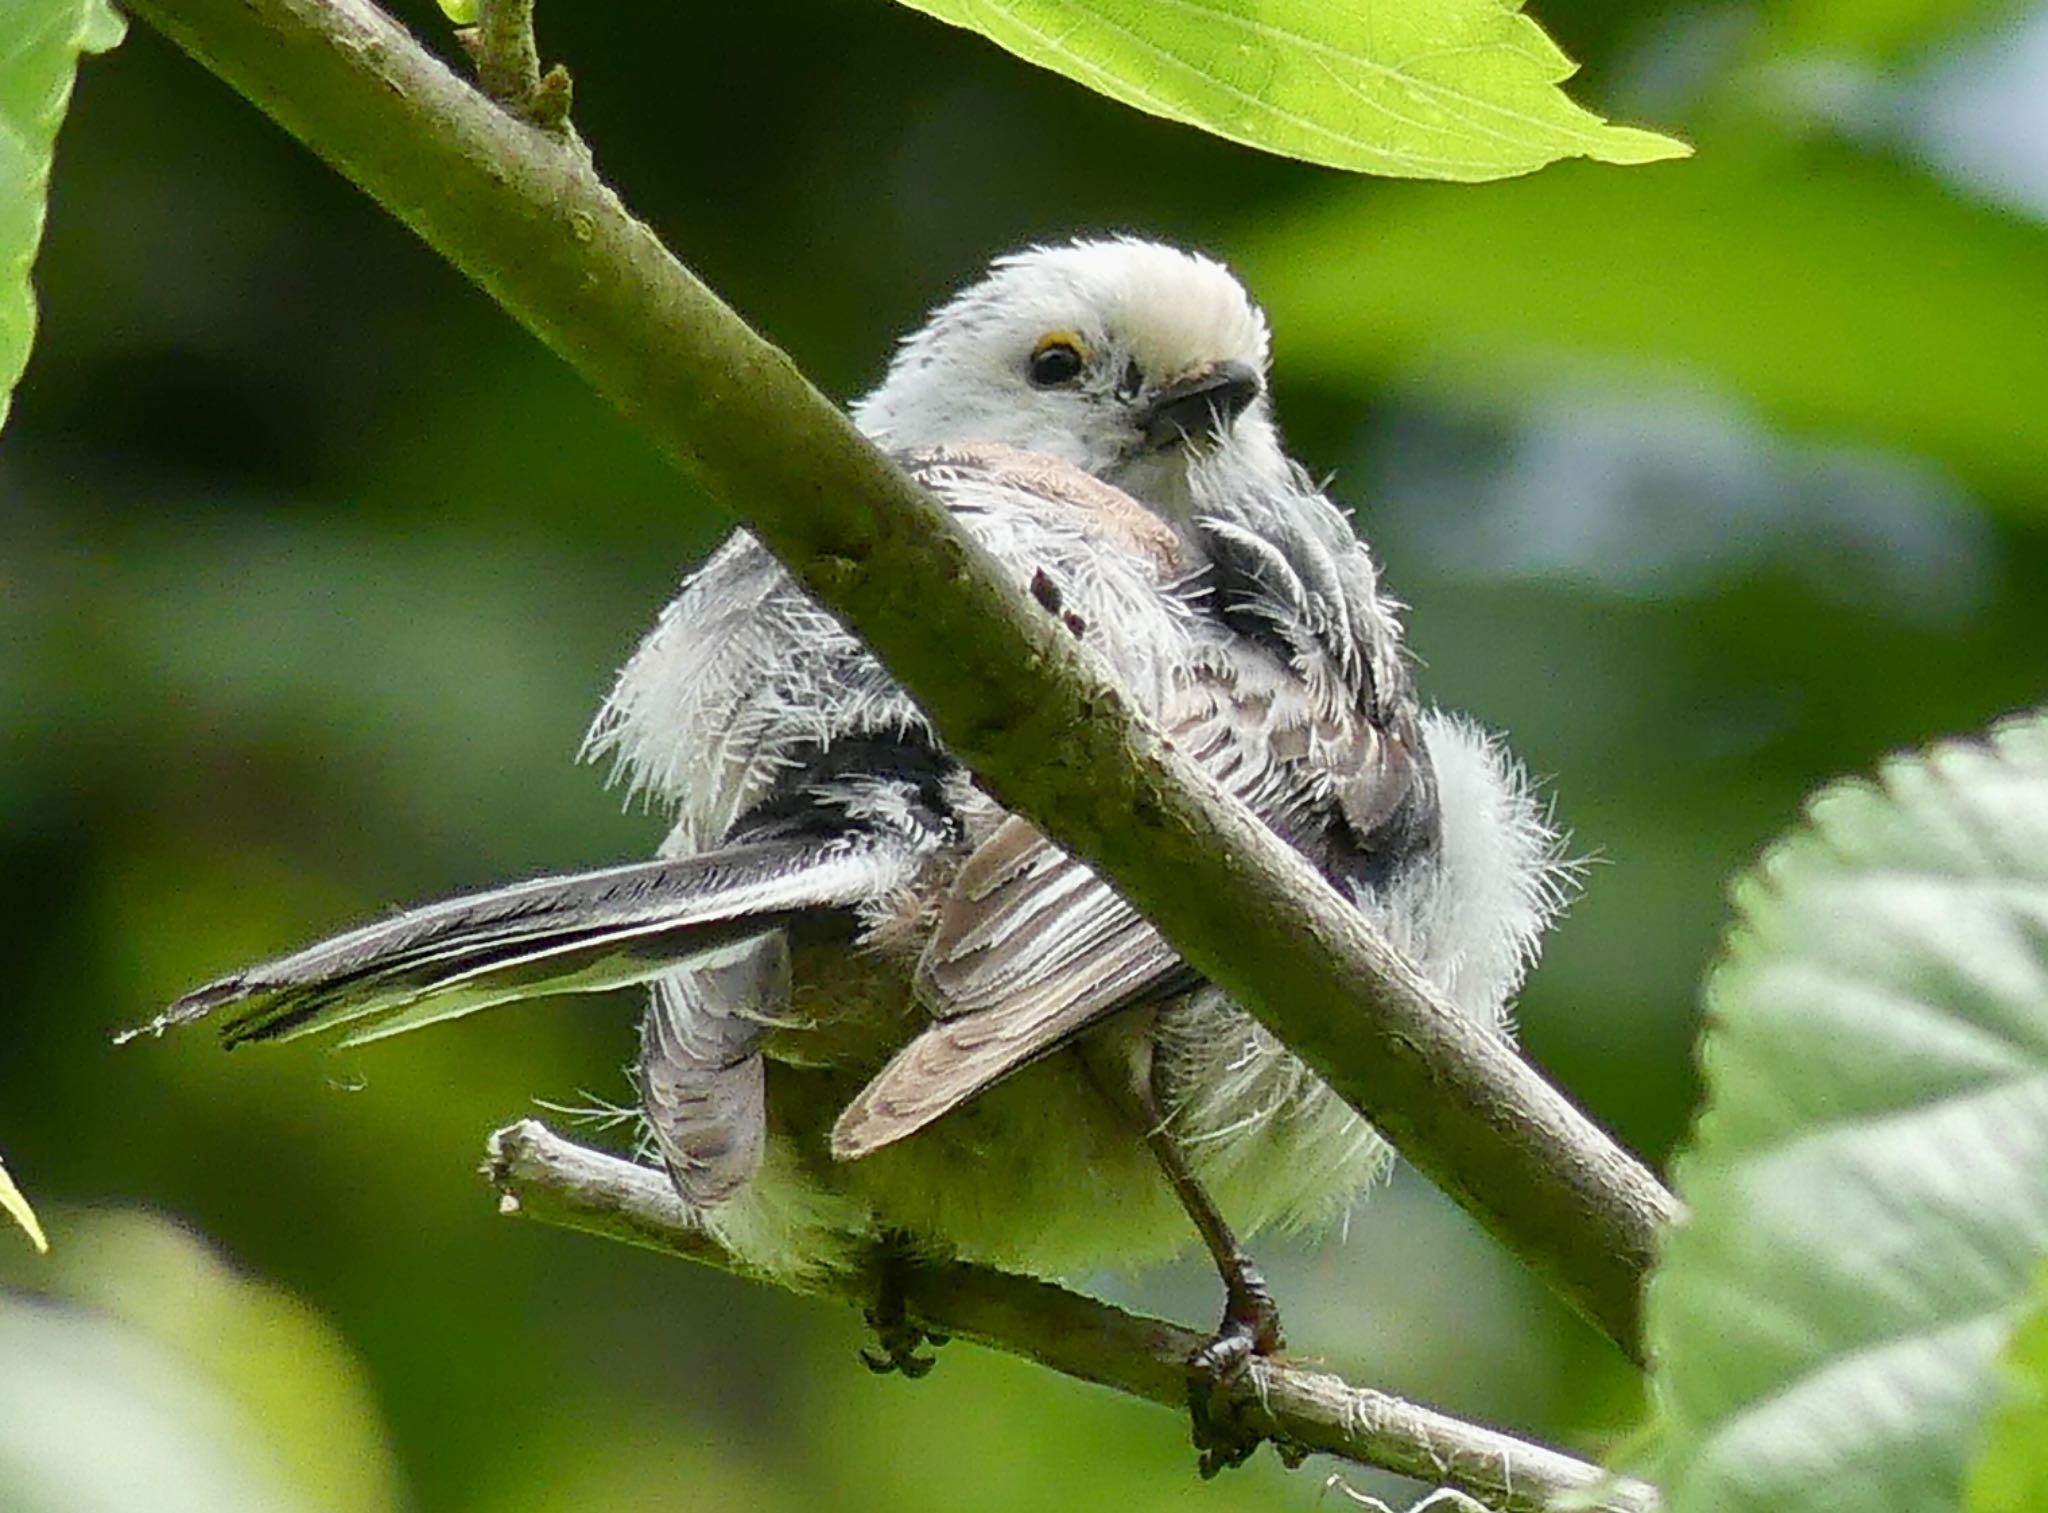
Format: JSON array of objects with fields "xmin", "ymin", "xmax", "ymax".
[{"xmin": 1195, "ymin": 503, "xmax": 1441, "ymax": 888}]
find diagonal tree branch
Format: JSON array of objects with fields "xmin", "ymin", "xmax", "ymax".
[
  {"xmin": 123, "ymin": 0, "xmax": 1678, "ymax": 1356},
  {"xmin": 488, "ymin": 1120, "xmax": 1660, "ymax": 1513}
]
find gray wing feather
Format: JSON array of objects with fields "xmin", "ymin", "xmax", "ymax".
[
  {"xmin": 832, "ymin": 863, "xmax": 1182, "ymax": 1160},
  {"xmin": 639, "ymin": 935, "xmax": 784, "ymax": 1205},
  {"xmin": 912, "ymin": 818, "xmax": 1176, "ymax": 1017},
  {"xmin": 834, "ymin": 471, "xmax": 1443, "ymax": 1163},
  {"xmin": 829, "ymin": 716, "xmax": 1241, "ymax": 1161},
  {"xmin": 123, "ymin": 836, "xmax": 910, "ymax": 1051}
]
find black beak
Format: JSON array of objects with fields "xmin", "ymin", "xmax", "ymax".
[{"xmin": 1138, "ymin": 360, "xmax": 1263, "ymax": 450}]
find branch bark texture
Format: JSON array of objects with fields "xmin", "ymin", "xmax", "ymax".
[
  {"xmin": 488, "ymin": 1121, "xmax": 1660, "ymax": 1513},
  {"xmin": 126, "ymin": 0, "xmax": 1678, "ymax": 1356}
]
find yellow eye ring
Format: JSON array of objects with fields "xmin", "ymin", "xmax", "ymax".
[{"xmin": 1027, "ymin": 333, "xmax": 1087, "ymax": 388}]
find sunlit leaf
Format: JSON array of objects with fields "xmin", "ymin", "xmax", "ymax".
[
  {"xmin": 0, "ymin": 1301, "xmax": 315, "ymax": 1513},
  {"xmin": 1243, "ymin": 150, "xmax": 2048, "ymax": 497},
  {"xmin": 1649, "ymin": 713, "xmax": 2048, "ymax": 1513},
  {"xmin": 0, "ymin": 1211, "xmax": 406, "ymax": 1513},
  {"xmin": 0, "ymin": 0, "xmax": 125, "ymax": 434},
  {"xmin": 1968, "ymin": 1266, "xmax": 2048, "ymax": 1513},
  {"xmin": 0, "ymin": 1151, "xmax": 49, "ymax": 1253},
  {"xmin": 888, "ymin": 0, "xmax": 1686, "ymax": 181}
]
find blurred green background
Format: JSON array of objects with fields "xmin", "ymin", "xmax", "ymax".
[{"xmin": 4, "ymin": 0, "xmax": 2046, "ymax": 1507}]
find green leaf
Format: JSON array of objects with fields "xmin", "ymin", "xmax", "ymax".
[
  {"xmin": 886, "ymin": 0, "xmax": 1687, "ymax": 181},
  {"xmin": 1240, "ymin": 150, "xmax": 2048, "ymax": 498},
  {"xmin": 1649, "ymin": 713, "xmax": 2048, "ymax": 1513},
  {"xmin": 0, "ymin": 0, "xmax": 125, "ymax": 436},
  {"xmin": 0, "ymin": 1211, "xmax": 406, "ymax": 1513},
  {"xmin": 1968, "ymin": 1266, "xmax": 2048, "ymax": 1513},
  {"xmin": 0, "ymin": 1301, "xmax": 318, "ymax": 1513},
  {"xmin": 0, "ymin": 1151, "xmax": 49, "ymax": 1253}
]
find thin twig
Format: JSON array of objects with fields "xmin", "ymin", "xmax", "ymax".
[
  {"xmin": 471, "ymin": 0, "xmax": 535, "ymax": 105},
  {"xmin": 485, "ymin": 1121, "xmax": 1662, "ymax": 1513},
  {"xmin": 124, "ymin": 0, "xmax": 1678, "ymax": 1357},
  {"xmin": 464, "ymin": 0, "xmax": 571, "ymax": 133}
]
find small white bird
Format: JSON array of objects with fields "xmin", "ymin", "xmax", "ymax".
[{"xmin": 129, "ymin": 239, "xmax": 1568, "ymax": 1471}]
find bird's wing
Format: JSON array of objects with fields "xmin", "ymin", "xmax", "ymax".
[
  {"xmin": 833, "ymin": 467, "xmax": 1453, "ymax": 1163},
  {"xmin": 829, "ymin": 815, "xmax": 1193, "ymax": 1158},
  {"xmin": 830, "ymin": 646, "xmax": 1432, "ymax": 1160},
  {"xmin": 639, "ymin": 934, "xmax": 784, "ymax": 1206},
  {"xmin": 1192, "ymin": 491, "xmax": 1441, "ymax": 886}
]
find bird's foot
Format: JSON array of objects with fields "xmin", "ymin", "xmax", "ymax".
[
  {"xmin": 860, "ymin": 1309, "xmax": 945, "ymax": 1378},
  {"xmin": 859, "ymin": 1237, "xmax": 948, "ymax": 1378},
  {"xmin": 1186, "ymin": 1270, "xmax": 1285, "ymax": 1477}
]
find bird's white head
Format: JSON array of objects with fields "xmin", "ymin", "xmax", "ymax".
[{"xmin": 852, "ymin": 238, "xmax": 1291, "ymax": 517}]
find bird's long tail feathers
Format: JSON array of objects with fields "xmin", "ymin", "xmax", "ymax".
[{"xmin": 119, "ymin": 836, "xmax": 907, "ymax": 1051}]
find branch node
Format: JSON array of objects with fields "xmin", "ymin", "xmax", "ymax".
[
  {"xmin": 529, "ymin": 63, "xmax": 572, "ymax": 134},
  {"xmin": 471, "ymin": 0, "xmax": 572, "ymax": 137}
]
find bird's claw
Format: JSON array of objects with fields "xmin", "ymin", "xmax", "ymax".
[
  {"xmin": 1188, "ymin": 1328, "xmax": 1262, "ymax": 1476},
  {"xmin": 860, "ymin": 1237, "xmax": 945, "ymax": 1378},
  {"xmin": 1186, "ymin": 1277, "xmax": 1285, "ymax": 1477},
  {"xmin": 859, "ymin": 1312, "xmax": 941, "ymax": 1377}
]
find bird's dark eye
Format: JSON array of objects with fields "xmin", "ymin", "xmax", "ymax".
[{"xmin": 1027, "ymin": 336, "xmax": 1085, "ymax": 388}]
